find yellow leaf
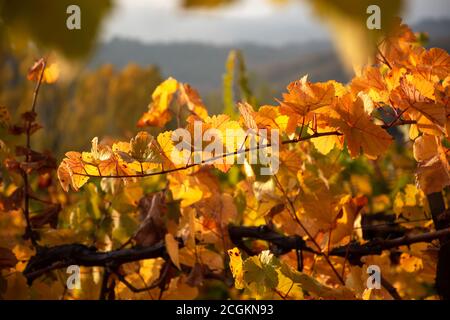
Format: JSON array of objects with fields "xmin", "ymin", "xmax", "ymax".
[
  {"xmin": 362, "ymin": 288, "xmax": 373, "ymax": 300},
  {"xmin": 58, "ymin": 152, "xmax": 89, "ymax": 191},
  {"xmin": 169, "ymin": 176, "xmax": 203, "ymax": 207},
  {"xmin": 43, "ymin": 63, "xmax": 60, "ymax": 84},
  {"xmin": 238, "ymin": 102, "xmax": 258, "ymax": 131},
  {"xmin": 152, "ymin": 77, "xmax": 178, "ymax": 111},
  {"xmin": 406, "ymin": 74, "xmax": 435, "ymax": 100},
  {"xmin": 179, "ymin": 83, "xmax": 208, "ymax": 120},
  {"xmin": 400, "ymin": 253, "xmax": 423, "ymax": 272},
  {"xmin": 165, "ymin": 233, "xmax": 181, "ymax": 270},
  {"xmin": 155, "ymin": 131, "xmax": 179, "ymax": 172},
  {"xmin": 309, "ymin": 127, "xmax": 339, "ymax": 155},
  {"xmin": 138, "ymin": 77, "xmax": 178, "ymax": 127},
  {"xmin": 27, "ymin": 59, "xmax": 60, "ymax": 84},
  {"xmin": 228, "ymin": 247, "xmax": 244, "ymax": 290}
]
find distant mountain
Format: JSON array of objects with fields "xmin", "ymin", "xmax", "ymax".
[
  {"xmin": 415, "ymin": 18, "xmax": 450, "ymax": 44},
  {"xmin": 88, "ymin": 39, "xmax": 349, "ymax": 102},
  {"xmin": 88, "ymin": 19, "xmax": 450, "ymax": 97}
]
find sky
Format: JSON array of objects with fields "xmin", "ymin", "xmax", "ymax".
[{"xmin": 101, "ymin": 0, "xmax": 450, "ymax": 46}]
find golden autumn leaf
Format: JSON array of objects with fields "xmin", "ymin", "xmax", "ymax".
[
  {"xmin": 237, "ymin": 102, "xmax": 258, "ymax": 131},
  {"xmin": 27, "ymin": 59, "xmax": 60, "ymax": 84},
  {"xmin": 329, "ymin": 93, "xmax": 392, "ymax": 159},
  {"xmin": 416, "ymin": 156, "xmax": 450, "ymax": 195},
  {"xmin": 82, "ymin": 137, "xmax": 117, "ymax": 176},
  {"xmin": 400, "ymin": 253, "xmax": 423, "ymax": 272},
  {"xmin": 42, "ymin": 63, "xmax": 60, "ymax": 84},
  {"xmin": 405, "ymin": 73, "xmax": 436, "ymax": 100},
  {"xmin": 169, "ymin": 175, "xmax": 203, "ymax": 208},
  {"xmin": 393, "ymin": 184, "xmax": 426, "ymax": 221},
  {"xmin": 138, "ymin": 77, "xmax": 178, "ymax": 127},
  {"xmin": 362, "ymin": 288, "xmax": 373, "ymax": 300},
  {"xmin": 328, "ymin": 195, "xmax": 366, "ymax": 245},
  {"xmin": 390, "ymin": 77, "xmax": 446, "ymax": 135},
  {"xmin": 186, "ymin": 114, "xmax": 244, "ymax": 172},
  {"xmin": 413, "ymin": 134, "xmax": 450, "ymax": 194},
  {"xmin": 57, "ymin": 151, "xmax": 89, "ymax": 191},
  {"xmin": 238, "ymin": 103, "xmax": 291, "ymax": 136},
  {"xmin": 279, "ymin": 75, "xmax": 335, "ymax": 121},
  {"xmin": 179, "ymin": 83, "xmax": 208, "ymax": 120},
  {"xmin": 379, "ymin": 18, "xmax": 417, "ymax": 67},
  {"xmin": 309, "ymin": 126, "xmax": 340, "ymax": 155},
  {"xmin": 155, "ymin": 130, "xmax": 180, "ymax": 173},
  {"xmin": 351, "ymin": 66, "xmax": 389, "ymax": 104},
  {"xmin": 129, "ymin": 131, "xmax": 157, "ymax": 162},
  {"xmin": 228, "ymin": 247, "xmax": 244, "ymax": 290},
  {"xmin": 114, "ymin": 132, "xmax": 161, "ymax": 174},
  {"xmin": 416, "ymin": 48, "xmax": 450, "ymax": 80}
]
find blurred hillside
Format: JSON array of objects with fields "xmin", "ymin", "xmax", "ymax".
[{"xmin": 90, "ymin": 18, "xmax": 450, "ymax": 102}]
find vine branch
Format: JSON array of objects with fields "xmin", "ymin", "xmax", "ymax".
[
  {"xmin": 72, "ymin": 131, "xmax": 342, "ymax": 179},
  {"xmin": 23, "ymin": 225, "xmax": 450, "ymax": 288},
  {"xmin": 22, "ymin": 59, "xmax": 47, "ymax": 246}
]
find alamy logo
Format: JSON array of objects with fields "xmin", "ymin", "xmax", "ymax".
[
  {"xmin": 366, "ymin": 265, "xmax": 381, "ymax": 289},
  {"xmin": 66, "ymin": 265, "xmax": 81, "ymax": 289},
  {"xmin": 66, "ymin": 5, "xmax": 81, "ymax": 30},
  {"xmin": 366, "ymin": 5, "xmax": 381, "ymax": 30}
]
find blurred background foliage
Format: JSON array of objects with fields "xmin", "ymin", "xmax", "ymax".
[
  {"xmin": 0, "ymin": 50, "xmax": 163, "ymax": 156},
  {"xmin": 2, "ymin": 0, "xmax": 449, "ymax": 158},
  {"xmin": 0, "ymin": 0, "xmax": 448, "ymax": 300},
  {"xmin": 0, "ymin": 0, "xmax": 112, "ymax": 58}
]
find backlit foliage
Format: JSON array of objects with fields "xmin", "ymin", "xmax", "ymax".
[{"xmin": 1, "ymin": 20, "xmax": 449, "ymax": 300}]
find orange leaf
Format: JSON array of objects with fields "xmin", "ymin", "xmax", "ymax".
[
  {"xmin": 279, "ymin": 75, "xmax": 335, "ymax": 120},
  {"xmin": 329, "ymin": 93, "xmax": 392, "ymax": 159}
]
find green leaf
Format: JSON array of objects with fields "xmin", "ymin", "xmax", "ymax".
[{"xmin": 243, "ymin": 250, "xmax": 279, "ymax": 296}]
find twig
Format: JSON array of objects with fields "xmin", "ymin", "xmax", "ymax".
[
  {"xmin": 380, "ymin": 275, "xmax": 402, "ymax": 300},
  {"xmin": 376, "ymin": 46, "xmax": 392, "ymax": 69},
  {"xmin": 114, "ymin": 262, "xmax": 170, "ymax": 293},
  {"xmin": 23, "ymin": 59, "xmax": 46, "ymax": 246},
  {"xmin": 273, "ymin": 174, "xmax": 346, "ymax": 285},
  {"xmin": 23, "ymin": 226, "xmax": 450, "ymax": 288},
  {"xmin": 99, "ymin": 269, "xmax": 112, "ymax": 300},
  {"xmin": 72, "ymin": 131, "xmax": 342, "ymax": 179}
]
